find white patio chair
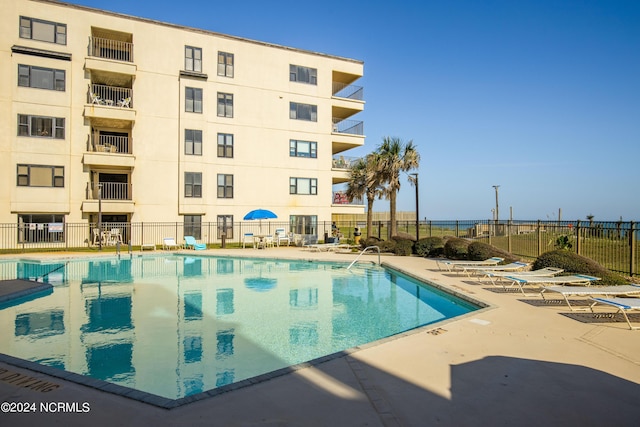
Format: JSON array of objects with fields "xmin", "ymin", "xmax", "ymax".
[
  {"xmin": 242, "ymin": 233, "xmax": 255, "ymax": 249},
  {"xmin": 275, "ymin": 228, "xmax": 290, "ymax": 246},
  {"xmin": 117, "ymin": 97, "xmax": 131, "ymax": 108}
]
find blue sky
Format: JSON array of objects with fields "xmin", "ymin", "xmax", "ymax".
[{"xmin": 67, "ymin": 0, "xmax": 640, "ymax": 221}]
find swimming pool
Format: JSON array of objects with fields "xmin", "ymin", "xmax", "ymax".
[{"xmin": 0, "ymin": 254, "xmax": 479, "ymax": 403}]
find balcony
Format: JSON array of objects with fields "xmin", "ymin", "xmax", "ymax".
[
  {"xmin": 82, "ymin": 181, "xmax": 134, "ymax": 213},
  {"xmin": 332, "ymin": 155, "xmax": 360, "ymax": 170},
  {"xmin": 332, "ymin": 118, "xmax": 363, "ymax": 136},
  {"xmin": 83, "ymin": 134, "xmax": 135, "ymax": 168},
  {"xmin": 90, "ymin": 134, "xmax": 131, "ymax": 154},
  {"xmin": 89, "ymin": 36, "xmax": 133, "ymax": 62},
  {"xmin": 332, "ymin": 191, "xmax": 363, "ymax": 206},
  {"xmin": 85, "ymin": 84, "xmax": 135, "ymax": 122},
  {"xmin": 332, "ymin": 83, "xmax": 363, "ymax": 101},
  {"xmin": 87, "ymin": 181, "xmax": 132, "ymax": 201}
]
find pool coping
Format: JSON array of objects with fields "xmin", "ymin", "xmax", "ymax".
[{"xmin": 0, "ymin": 252, "xmax": 494, "ymax": 410}]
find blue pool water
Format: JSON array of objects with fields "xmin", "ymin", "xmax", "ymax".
[{"xmin": 0, "ymin": 255, "xmax": 479, "ymax": 400}]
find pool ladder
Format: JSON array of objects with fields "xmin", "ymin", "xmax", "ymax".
[{"xmin": 347, "ymin": 246, "xmax": 381, "ymax": 270}]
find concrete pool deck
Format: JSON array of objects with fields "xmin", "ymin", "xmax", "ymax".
[{"xmin": 1, "ymin": 248, "xmax": 639, "ymax": 426}]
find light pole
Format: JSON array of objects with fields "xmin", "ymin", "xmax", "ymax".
[
  {"xmin": 410, "ymin": 173, "xmax": 419, "ymax": 242},
  {"xmin": 492, "ymin": 185, "xmax": 500, "ymax": 222}
]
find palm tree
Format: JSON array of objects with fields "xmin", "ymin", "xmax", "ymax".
[
  {"xmin": 345, "ymin": 153, "xmax": 384, "ymax": 238},
  {"xmin": 376, "ymin": 137, "xmax": 420, "ymax": 238}
]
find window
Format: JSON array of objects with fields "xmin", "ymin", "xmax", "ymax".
[
  {"xmin": 290, "ymin": 139, "xmax": 317, "ymax": 158},
  {"xmin": 185, "ymin": 46, "xmax": 202, "ymax": 72},
  {"xmin": 185, "ymin": 87, "xmax": 202, "ymax": 113},
  {"xmin": 289, "ymin": 102, "xmax": 317, "ymax": 122},
  {"xmin": 18, "ymin": 65, "xmax": 65, "ymax": 91},
  {"xmin": 18, "ymin": 214, "xmax": 65, "ymax": 244},
  {"xmin": 184, "ymin": 215, "xmax": 202, "ymax": 239},
  {"xmin": 290, "ymin": 215, "xmax": 317, "ymax": 236},
  {"xmin": 217, "ymin": 52, "xmax": 234, "ymax": 77},
  {"xmin": 217, "ymin": 93, "xmax": 233, "ymax": 118},
  {"xmin": 185, "ymin": 129, "xmax": 202, "ymax": 155},
  {"xmin": 17, "ymin": 164, "xmax": 64, "ymax": 187},
  {"xmin": 18, "ymin": 115, "xmax": 65, "ymax": 139},
  {"xmin": 20, "ymin": 16, "xmax": 66, "ymax": 45},
  {"xmin": 289, "ymin": 177, "xmax": 317, "ymax": 195},
  {"xmin": 217, "ymin": 174, "xmax": 233, "ymax": 198},
  {"xmin": 217, "ymin": 133, "xmax": 233, "ymax": 158},
  {"xmin": 290, "ymin": 64, "xmax": 317, "ymax": 85},
  {"xmin": 184, "ymin": 172, "xmax": 202, "ymax": 198}
]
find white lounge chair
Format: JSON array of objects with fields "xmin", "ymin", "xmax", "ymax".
[
  {"xmin": 162, "ymin": 237, "xmax": 181, "ymax": 250},
  {"xmin": 482, "ymin": 267, "xmax": 564, "ymax": 286},
  {"xmin": 589, "ymin": 297, "xmax": 640, "ymax": 330},
  {"xmin": 503, "ymin": 274, "xmax": 601, "ymax": 296},
  {"xmin": 436, "ymin": 257, "xmax": 504, "ymax": 272},
  {"xmin": 541, "ymin": 284, "xmax": 640, "ymax": 311},
  {"xmin": 454, "ymin": 261, "xmax": 530, "ymax": 277}
]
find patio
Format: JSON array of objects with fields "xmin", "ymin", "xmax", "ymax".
[{"xmin": 1, "ymin": 249, "xmax": 639, "ymax": 426}]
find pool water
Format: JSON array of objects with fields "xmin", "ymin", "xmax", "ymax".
[{"xmin": 0, "ymin": 255, "xmax": 478, "ymax": 400}]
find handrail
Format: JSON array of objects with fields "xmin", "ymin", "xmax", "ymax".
[
  {"xmin": 36, "ymin": 261, "xmax": 69, "ymax": 282},
  {"xmin": 347, "ymin": 245, "xmax": 380, "ymax": 270}
]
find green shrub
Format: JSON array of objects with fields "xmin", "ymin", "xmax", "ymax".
[
  {"xmin": 378, "ymin": 239, "xmax": 397, "ymax": 253},
  {"xmin": 467, "ymin": 241, "xmax": 519, "ymax": 264},
  {"xmin": 533, "ymin": 250, "xmax": 627, "ymax": 286},
  {"xmin": 392, "ymin": 237, "xmax": 413, "ymax": 256},
  {"xmin": 443, "ymin": 238, "xmax": 471, "ymax": 260},
  {"xmin": 360, "ymin": 236, "xmax": 396, "ymax": 253},
  {"xmin": 415, "ymin": 237, "xmax": 445, "ymax": 257}
]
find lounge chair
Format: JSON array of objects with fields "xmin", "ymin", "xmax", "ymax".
[
  {"xmin": 502, "ymin": 274, "xmax": 601, "ymax": 296},
  {"xmin": 162, "ymin": 237, "xmax": 181, "ymax": 250},
  {"xmin": 454, "ymin": 261, "xmax": 530, "ymax": 277},
  {"xmin": 184, "ymin": 235, "xmax": 206, "ymax": 250},
  {"xmin": 436, "ymin": 257, "xmax": 504, "ymax": 272},
  {"xmin": 589, "ymin": 297, "xmax": 640, "ymax": 330},
  {"xmin": 482, "ymin": 267, "xmax": 564, "ymax": 286},
  {"xmin": 117, "ymin": 97, "xmax": 131, "ymax": 108},
  {"xmin": 540, "ymin": 284, "xmax": 640, "ymax": 311}
]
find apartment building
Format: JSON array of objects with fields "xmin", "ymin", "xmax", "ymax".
[{"xmin": 0, "ymin": 0, "xmax": 365, "ymax": 246}]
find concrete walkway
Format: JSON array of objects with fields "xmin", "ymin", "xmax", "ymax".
[{"xmin": 1, "ymin": 248, "xmax": 639, "ymax": 426}]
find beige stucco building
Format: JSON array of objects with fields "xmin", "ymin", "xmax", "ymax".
[{"xmin": 0, "ymin": 0, "xmax": 364, "ymax": 247}]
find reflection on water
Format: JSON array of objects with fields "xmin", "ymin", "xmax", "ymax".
[{"xmin": 0, "ymin": 255, "xmax": 478, "ymax": 399}]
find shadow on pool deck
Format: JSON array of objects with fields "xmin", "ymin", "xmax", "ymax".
[{"xmin": 1, "ymin": 251, "xmax": 640, "ymax": 426}]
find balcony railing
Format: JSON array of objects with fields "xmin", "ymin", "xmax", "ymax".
[
  {"xmin": 88, "ymin": 36, "xmax": 133, "ymax": 62},
  {"xmin": 332, "ymin": 155, "xmax": 360, "ymax": 170},
  {"xmin": 332, "ymin": 118, "xmax": 364, "ymax": 136},
  {"xmin": 88, "ymin": 84, "xmax": 133, "ymax": 108},
  {"xmin": 89, "ymin": 134, "xmax": 131, "ymax": 154},
  {"xmin": 332, "ymin": 191, "xmax": 362, "ymax": 205},
  {"xmin": 332, "ymin": 83, "xmax": 364, "ymax": 101},
  {"xmin": 87, "ymin": 182, "xmax": 132, "ymax": 200}
]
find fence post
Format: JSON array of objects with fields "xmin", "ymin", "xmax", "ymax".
[
  {"xmin": 455, "ymin": 221, "xmax": 459, "ymax": 238},
  {"xmin": 575, "ymin": 220, "xmax": 581, "ymax": 255},
  {"xmin": 630, "ymin": 221, "xmax": 636, "ymax": 277},
  {"xmin": 507, "ymin": 219, "xmax": 512, "ymax": 253},
  {"xmin": 487, "ymin": 220, "xmax": 492, "ymax": 246},
  {"xmin": 537, "ymin": 220, "xmax": 542, "ymax": 256}
]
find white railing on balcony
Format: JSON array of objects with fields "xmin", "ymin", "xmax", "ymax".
[
  {"xmin": 87, "ymin": 182, "xmax": 132, "ymax": 201},
  {"xmin": 88, "ymin": 36, "xmax": 133, "ymax": 62},
  {"xmin": 332, "ymin": 118, "xmax": 364, "ymax": 136},
  {"xmin": 332, "ymin": 83, "xmax": 364, "ymax": 101},
  {"xmin": 89, "ymin": 134, "xmax": 131, "ymax": 154},
  {"xmin": 332, "ymin": 155, "xmax": 360, "ymax": 170},
  {"xmin": 88, "ymin": 84, "xmax": 133, "ymax": 108}
]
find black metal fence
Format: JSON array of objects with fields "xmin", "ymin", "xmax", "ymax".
[{"xmin": 1, "ymin": 219, "xmax": 637, "ymax": 277}]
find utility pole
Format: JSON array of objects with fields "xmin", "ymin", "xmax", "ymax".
[{"xmin": 410, "ymin": 173, "xmax": 419, "ymax": 242}]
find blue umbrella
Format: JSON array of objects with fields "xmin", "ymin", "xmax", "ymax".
[{"xmin": 243, "ymin": 209, "xmax": 277, "ymax": 220}]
